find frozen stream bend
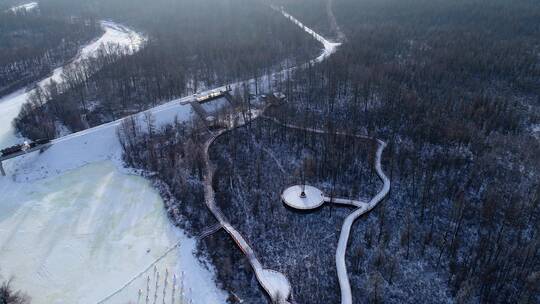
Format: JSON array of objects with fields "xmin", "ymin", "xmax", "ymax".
[{"xmin": 0, "ymin": 20, "xmax": 144, "ymax": 147}]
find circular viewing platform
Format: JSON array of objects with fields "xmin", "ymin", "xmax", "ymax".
[{"xmin": 281, "ymin": 185, "xmax": 325, "ymax": 210}]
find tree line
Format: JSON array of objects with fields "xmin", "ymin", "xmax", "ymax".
[
  {"xmin": 269, "ymin": 0, "xmax": 540, "ymax": 302},
  {"xmin": 14, "ymin": 0, "xmax": 320, "ymax": 140}
]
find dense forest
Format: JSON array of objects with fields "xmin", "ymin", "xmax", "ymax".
[
  {"xmin": 117, "ymin": 0, "xmax": 539, "ymax": 303},
  {"xmin": 5, "ymin": 0, "xmax": 539, "ymax": 302},
  {"xmin": 0, "ymin": 6, "xmax": 101, "ymax": 96},
  {"xmin": 272, "ymin": 0, "xmax": 540, "ymax": 302},
  {"xmin": 14, "ymin": 0, "xmax": 320, "ymax": 140},
  {"xmin": 209, "ymin": 119, "xmax": 384, "ymax": 304}
]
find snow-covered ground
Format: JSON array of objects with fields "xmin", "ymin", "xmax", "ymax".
[
  {"xmin": 532, "ymin": 124, "xmax": 540, "ymax": 140},
  {"xmin": 0, "ymin": 6, "xmax": 340, "ymax": 303},
  {"xmin": 0, "ymin": 161, "xmax": 226, "ymax": 304},
  {"xmin": 8, "ymin": 2, "xmax": 38, "ymax": 12},
  {"xmin": 7, "ymin": 101, "xmax": 195, "ymax": 182}
]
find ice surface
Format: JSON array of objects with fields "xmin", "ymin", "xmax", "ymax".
[
  {"xmin": 0, "ymin": 161, "xmax": 227, "ymax": 304},
  {"xmin": 0, "ymin": 88, "xmax": 219, "ymax": 304},
  {"xmin": 0, "ymin": 88, "xmax": 28, "ymax": 147}
]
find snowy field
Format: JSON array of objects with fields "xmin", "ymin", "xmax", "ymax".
[
  {"xmin": 0, "ymin": 20, "xmax": 226, "ymax": 304},
  {"xmin": 0, "ymin": 104, "xmax": 225, "ymax": 303},
  {"xmin": 0, "ymin": 162, "xmax": 226, "ymax": 304}
]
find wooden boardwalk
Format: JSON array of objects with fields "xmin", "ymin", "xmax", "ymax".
[
  {"xmin": 195, "ymin": 7, "xmax": 348, "ymax": 303},
  {"xmin": 261, "ymin": 114, "xmax": 391, "ymax": 304},
  {"xmin": 203, "ymin": 126, "xmax": 292, "ymax": 304},
  {"xmin": 197, "ymin": 7, "xmax": 356, "ymax": 302}
]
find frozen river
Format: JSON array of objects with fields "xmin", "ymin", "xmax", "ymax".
[
  {"xmin": 0, "ymin": 162, "xmax": 226, "ymax": 303},
  {"xmin": 0, "ymin": 17, "xmax": 226, "ymax": 304},
  {"xmin": 0, "ymin": 20, "xmax": 144, "ymax": 147}
]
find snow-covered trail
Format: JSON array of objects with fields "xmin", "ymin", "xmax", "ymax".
[
  {"xmin": 278, "ymin": 7, "xmax": 341, "ymax": 64},
  {"xmin": 335, "ymin": 140, "xmax": 390, "ymax": 304},
  {"xmin": 0, "ymin": 20, "xmax": 144, "ymax": 148},
  {"xmin": 8, "ymin": 2, "xmax": 38, "ymax": 12}
]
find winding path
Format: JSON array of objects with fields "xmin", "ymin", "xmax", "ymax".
[
  {"xmin": 260, "ymin": 115, "xmax": 391, "ymax": 304},
  {"xmin": 196, "ymin": 6, "xmax": 350, "ymax": 303},
  {"xmin": 201, "ymin": 5, "xmax": 388, "ymax": 304},
  {"xmin": 203, "ymin": 127, "xmax": 292, "ymax": 304},
  {"xmin": 336, "ymin": 140, "xmax": 389, "ymax": 304},
  {"xmin": 201, "ymin": 106, "xmax": 390, "ymax": 304}
]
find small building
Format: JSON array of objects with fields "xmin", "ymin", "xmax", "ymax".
[{"xmin": 190, "ymin": 96, "xmax": 235, "ymax": 129}]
